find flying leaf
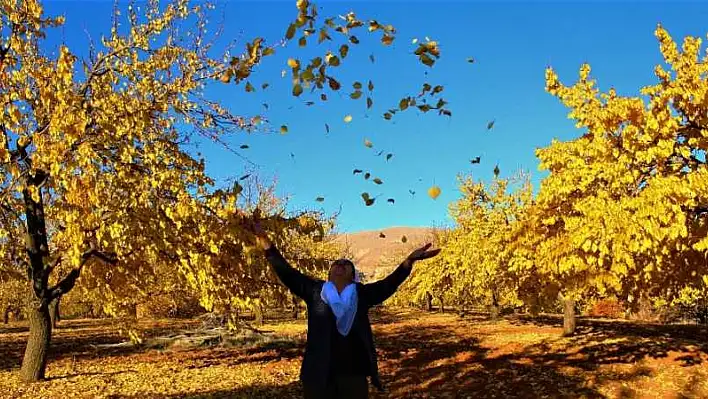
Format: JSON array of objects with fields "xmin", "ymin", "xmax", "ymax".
[
  {"xmin": 401, "ymin": 235, "xmax": 407, "ymax": 243},
  {"xmin": 245, "ymin": 82, "xmax": 255, "ymax": 92},
  {"xmin": 239, "ymin": 174, "xmax": 251, "ymax": 180},
  {"xmin": 364, "ymin": 172, "xmax": 371, "ymax": 180},
  {"xmin": 381, "ymin": 34, "xmax": 394, "ymax": 45},
  {"xmin": 428, "ymin": 185, "xmax": 441, "ymax": 199},
  {"xmin": 293, "ymin": 84, "xmax": 303, "ymax": 96},
  {"xmin": 315, "ymin": 197, "xmax": 325, "ymax": 202},
  {"xmin": 328, "ymin": 77, "xmax": 341, "ymax": 90},
  {"xmin": 376, "ymin": 150, "xmax": 384, "ymax": 156},
  {"xmin": 386, "ymin": 153, "xmax": 393, "ymax": 161},
  {"xmin": 339, "ymin": 44, "xmax": 349, "ymax": 58},
  {"xmin": 353, "ymin": 81, "xmax": 363, "ymax": 90},
  {"xmin": 350, "ymin": 36, "xmax": 360, "ymax": 44},
  {"xmin": 344, "ymin": 115, "xmax": 353, "ymax": 123},
  {"xmin": 325, "ymin": 123, "xmax": 330, "ymax": 133},
  {"xmin": 299, "ymin": 36, "xmax": 307, "ymax": 47},
  {"xmin": 287, "ymin": 58, "xmax": 300, "ymax": 69},
  {"xmin": 409, "ymin": 189, "xmax": 416, "ymax": 196},
  {"xmin": 239, "ymin": 144, "xmax": 249, "ymax": 149},
  {"xmin": 387, "ymin": 198, "xmax": 395, "ymax": 204},
  {"xmin": 379, "ymin": 232, "xmax": 386, "ymax": 238},
  {"xmin": 373, "ymin": 178, "xmax": 383, "ymax": 185},
  {"xmin": 494, "ymin": 164, "xmax": 500, "ymax": 177},
  {"xmin": 350, "ymin": 91, "xmax": 363, "ymax": 99},
  {"xmin": 305, "ymin": 101, "xmax": 315, "ymax": 106},
  {"xmin": 368, "ymin": 80, "xmax": 374, "ymax": 91},
  {"xmin": 364, "ymin": 139, "xmax": 373, "ymax": 148},
  {"xmin": 261, "ymin": 83, "xmax": 269, "ymax": 89},
  {"xmin": 487, "ymin": 120, "xmax": 495, "ymax": 130},
  {"xmin": 285, "ymin": 23, "xmax": 297, "ymax": 40},
  {"xmin": 471, "ymin": 157, "xmax": 480, "ymax": 164},
  {"xmin": 399, "ymin": 98, "xmax": 409, "ymax": 111},
  {"xmin": 233, "ymin": 181, "xmax": 243, "ymax": 196},
  {"xmin": 412, "ymin": 38, "xmax": 418, "ymax": 44},
  {"xmin": 321, "ymin": 94, "xmax": 328, "ymax": 101},
  {"xmin": 369, "ymin": 54, "xmax": 375, "ymax": 63},
  {"xmin": 367, "ymin": 97, "xmax": 373, "ymax": 109},
  {"xmin": 353, "ymin": 169, "xmax": 363, "ymax": 175},
  {"xmin": 383, "ymin": 112, "xmax": 392, "ymax": 120},
  {"xmin": 280, "ymin": 125, "xmax": 288, "ymax": 134},
  {"xmin": 467, "ymin": 57, "xmax": 475, "ymax": 63},
  {"xmin": 361, "ymin": 192, "xmax": 375, "ymax": 206}
]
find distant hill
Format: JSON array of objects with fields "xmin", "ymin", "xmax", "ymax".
[{"xmin": 333, "ymin": 226, "xmax": 435, "ymax": 277}]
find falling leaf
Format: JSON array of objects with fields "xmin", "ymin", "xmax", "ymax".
[
  {"xmin": 428, "ymin": 185, "xmax": 441, "ymax": 199},
  {"xmin": 305, "ymin": 101, "xmax": 315, "ymax": 106},
  {"xmin": 367, "ymin": 97, "xmax": 373, "ymax": 109},
  {"xmin": 376, "ymin": 150, "xmax": 384, "ymax": 156},
  {"xmin": 401, "ymin": 235, "xmax": 408, "ymax": 243},
  {"xmin": 364, "ymin": 139, "xmax": 373, "ymax": 148},
  {"xmin": 361, "ymin": 192, "xmax": 375, "ymax": 206},
  {"xmin": 344, "ymin": 115, "xmax": 353, "ymax": 123},
  {"xmin": 339, "ymin": 44, "xmax": 349, "ymax": 58},
  {"xmin": 281, "ymin": 70, "xmax": 287, "ymax": 78},
  {"xmin": 350, "ymin": 36, "xmax": 360, "ymax": 44},
  {"xmin": 315, "ymin": 197, "xmax": 325, "ymax": 202},
  {"xmin": 387, "ymin": 198, "xmax": 395, "ymax": 204},
  {"xmin": 487, "ymin": 120, "xmax": 495, "ymax": 130},
  {"xmin": 399, "ymin": 98, "xmax": 409, "ymax": 111},
  {"xmin": 470, "ymin": 156, "xmax": 480, "ymax": 164},
  {"xmin": 287, "ymin": 58, "xmax": 300, "ymax": 69},
  {"xmin": 379, "ymin": 232, "xmax": 386, "ymax": 238},
  {"xmin": 293, "ymin": 84, "xmax": 303, "ymax": 96},
  {"xmin": 239, "ymin": 144, "xmax": 249, "ymax": 149},
  {"xmin": 494, "ymin": 164, "xmax": 500, "ymax": 177},
  {"xmin": 263, "ymin": 103, "xmax": 269, "ymax": 110},
  {"xmin": 353, "ymin": 82, "xmax": 363, "ymax": 89},
  {"xmin": 364, "ymin": 172, "xmax": 371, "ymax": 180},
  {"xmin": 321, "ymin": 94, "xmax": 328, "ymax": 101},
  {"xmin": 412, "ymin": 38, "xmax": 418, "ymax": 44},
  {"xmin": 409, "ymin": 189, "xmax": 416, "ymax": 196},
  {"xmin": 386, "ymin": 153, "xmax": 393, "ymax": 161},
  {"xmin": 285, "ymin": 23, "xmax": 297, "ymax": 40},
  {"xmin": 350, "ymin": 91, "xmax": 363, "ymax": 99},
  {"xmin": 467, "ymin": 57, "xmax": 475, "ymax": 63},
  {"xmin": 233, "ymin": 181, "xmax": 243, "ymax": 196},
  {"xmin": 239, "ymin": 174, "xmax": 251, "ymax": 180},
  {"xmin": 353, "ymin": 169, "xmax": 363, "ymax": 175},
  {"xmin": 245, "ymin": 82, "xmax": 255, "ymax": 92},
  {"xmin": 383, "ymin": 112, "xmax": 392, "ymax": 120},
  {"xmin": 325, "ymin": 123, "xmax": 330, "ymax": 133},
  {"xmin": 299, "ymin": 36, "xmax": 307, "ymax": 47},
  {"xmin": 368, "ymin": 80, "xmax": 374, "ymax": 91},
  {"xmin": 369, "ymin": 54, "xmax": 375, "ymax": 63},
  {"xmin": 291, "ymin": 152, "xmax": 295, "ymax": 159},
  {"xmin": 373, "ymin": 178, "xmax": 383, "ymax": 185},
  {"xmin": 328, "ymin": 77, "xmax": 341, "ymax": 90},
  {"xmin": 381, "ymin": 34, "xmax": 394, "ymax": 45},
  {"xmin": 280, "ymin": 125, "xmax": 288, "ymax": 134},
  {"xmin": 261, "ymin": 83, "xmax": 269, "ymax": 89}
]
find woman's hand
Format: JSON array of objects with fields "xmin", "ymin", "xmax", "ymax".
[
  {"xmin": 403, "ymin": 243, "xmax": 441, "ymax": 268},
  {"xmin": 243, "ymin": 216, "xmax": 272, "ymax": 250}
]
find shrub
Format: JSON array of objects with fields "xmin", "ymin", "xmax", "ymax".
[{"xmin": 589, "ymin": 297, "xmax": 625, "ymax": 319}]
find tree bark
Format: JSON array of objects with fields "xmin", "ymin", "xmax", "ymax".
[
  {"xmin": 49, "ymin": 297, "xmax": 60, "ymax": 329},
  {"xmin": 254, "ymin": 303, "xmax": 264, "ymax": 325},
  {"xmin": 20, "ymin": 300, "xmax": 52, "ymax": 382},
  {"xmin": 489, "ymin": 291, "xmax": 500, "ymax": 321},
  {"xmin": 439, "ymin": 297, "xmax": 444, "ymax": 313},
  {"xmin": 3, "ymin": 307, "xmax": 9, "ymax": 324},
  {"xmin": 562, "ymin": 296, "xmax": 576, "ymax": 336},
  {"xmin": 424, "ymin": 292, "xmax": 432, "ymax": 311},
  {"xmin": 291, "ymin": 296, "xmax": 300, "ymax": 320}
]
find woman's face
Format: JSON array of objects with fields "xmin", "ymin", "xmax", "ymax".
[{"xmin": 329, "ymin": 260, "xmax": 354, "ymax": 283}]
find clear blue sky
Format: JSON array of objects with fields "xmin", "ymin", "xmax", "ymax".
[{"xmin": 42, "ymin": 1, "xmax": 708, "ymax": 233}]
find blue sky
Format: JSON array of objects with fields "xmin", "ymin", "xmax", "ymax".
[{"xmin": 42, "ymin": 1, "xmax": 708, "ymax": 232}]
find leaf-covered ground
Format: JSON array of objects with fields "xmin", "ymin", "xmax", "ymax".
[{"xmin": 1, "ymin": 309, "xmax": 707, "ymax": 398}]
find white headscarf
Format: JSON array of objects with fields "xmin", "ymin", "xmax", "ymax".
[{"xmin": 320, "ymin": 277, "xmax": 359, "ymax": 336}]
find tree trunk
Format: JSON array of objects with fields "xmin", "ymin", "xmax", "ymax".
[
  {"xmin": 291, "ymin": 296, "xmax": 299, "ymax": 320},
  {"xmin": 49, "ymin": 297, "xmax": 60, "ymax": 329},
  {"xmin": 439, "ymin": 297, "xmax": 444, "ymax": 313},
  {"xmin": 490, "ymin": 291, "xmax": 500, "ymax": 321},
  {"xmin": 562, "ymin": 297, "xmax": 576, "ymax": 336},
  {"xmin": 3, "ymin": 307, "xmax": 9, "ymax": 324},
  {"xmin": 20, "ymin": 301, "xmax": 52, "ymax": 382},
  {"xmin": 424, "ymin": 292, "xmax": 432, "ymax": 311},
  {"xmin": 254, "ymin": 304, "xmax": 264, "ymax": 325}
]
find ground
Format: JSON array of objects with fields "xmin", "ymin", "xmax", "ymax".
[{"xmin": 1, "ymin": 308, "xmax": 707, "ymax": 398}]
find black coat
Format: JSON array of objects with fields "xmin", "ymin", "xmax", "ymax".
[{"xmin": 264, "ymin": 246, "xmax": 411, "ymax": 392}]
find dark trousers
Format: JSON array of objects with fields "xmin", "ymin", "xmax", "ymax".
[{"xmin": 303, "ymin": 374, "xmax": 369, "ymax": 399}]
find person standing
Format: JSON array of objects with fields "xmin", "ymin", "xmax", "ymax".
[{"xmin": 247, "ymin": 220, "xmax": 440, "ymax": 398}]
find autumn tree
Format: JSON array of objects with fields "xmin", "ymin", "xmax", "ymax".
[
  {"xmin": 518, "ymin": 25, "xmax": 708, "ymax": 335},
  {"xmin": 0, "ymin": 0, "xmax": 448, "ymax": 381}
]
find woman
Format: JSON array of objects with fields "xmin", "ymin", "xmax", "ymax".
[{"xmin": 248, "ymin": 220, "xmax": 440, "ymax": 399}]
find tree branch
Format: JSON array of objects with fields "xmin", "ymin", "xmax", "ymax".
[{"xmin": 47, "ymin": 247, "xmax": 118, "ymax": 301}]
